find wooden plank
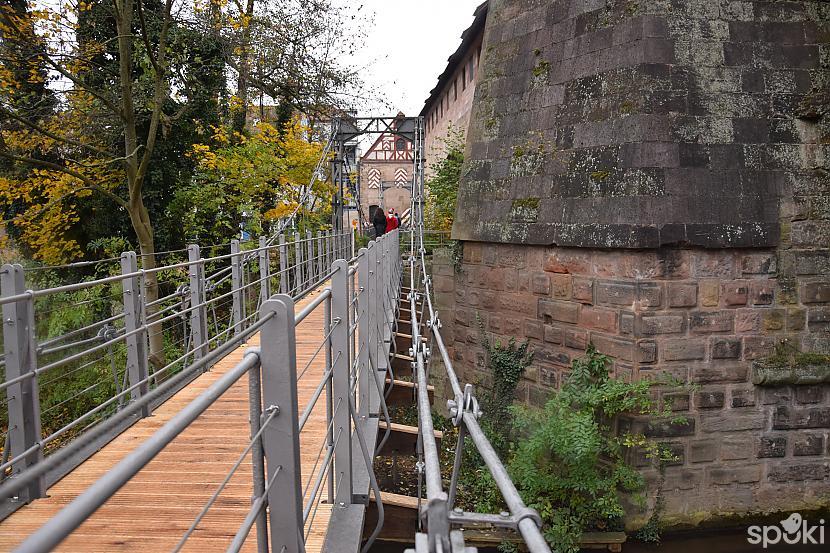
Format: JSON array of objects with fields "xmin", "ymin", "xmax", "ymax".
[
  {"xmin": 376, "ymin": 421, "xmax": 442, "ymax": 456},
  {"xmin": 0, "ymin": 288, "xmax": 335, "ymax": 553},
  {"xmin": 385, "ymin": 379, "xmax": 433, "ymax": 406}
]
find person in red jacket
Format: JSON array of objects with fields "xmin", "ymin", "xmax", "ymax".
[{"xmin": 386, "ymin": 208, "xmax": 399, "ymax": 233}]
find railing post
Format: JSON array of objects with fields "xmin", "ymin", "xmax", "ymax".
[
  {"xmin": 317, "ymin": 231, "xmax": 324, "ymax": 279},
  {"xmin": 231, "ymin": 240, "xmax": 244, "ymax": 336},
  {"xmin": 306, "ymin": 230, "xmax": 315, "ymax": 285},
  {"xmin": 259, "ymin": 295, "xmax": 303, "ymax": 553},
  {"xmin": 1, "ymin": 264, "xmax": 45, "ymax": 502},
  {"xmin": 187, "ymin": 245, "xmax": 209, "ymax": 362},
  {"xmin": 367, "ymin": 242, "xmax": 379, "ymax": 384},
  {"xmin": 294, "ymin": 231, "xmax": 304, "ymax": 293},
  {"xmin": 120, "ymin": 252, "xmax": 150, "ymax": 418},
  {"xmin": 247, "ymin": 352, "xmax": 268, "ymax": 553},
  {"xmin": 258, "ymin": 236, "xmax": 270, "ymax": 308},
  {"xmin": 279, "ymin": 233, "xmax": 288, "ymax": 295},
  {"xmin": 330, "ymin": 259, "xmax": 352, "ymax": 505},
  {"xmin": 357, "ymin": 247, "xmax": 372, "ymax": 418}
]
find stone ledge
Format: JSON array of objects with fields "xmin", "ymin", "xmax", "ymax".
[{"xmin": 751, "ymin": 357, "xmax": 830, "ymax": 386}]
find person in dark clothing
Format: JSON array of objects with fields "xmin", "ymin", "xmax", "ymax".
[
  {"xmin": 394, "ymin": 211, "xmax": 401, "ymax": 228},
  {"xmin": 372, "ymin": 208, "xmax": 387, "ymax": 238}
]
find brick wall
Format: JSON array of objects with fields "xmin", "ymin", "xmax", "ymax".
[{"xmin": 433, "ymin": 242, "xmax": 830, "ymax": 523}]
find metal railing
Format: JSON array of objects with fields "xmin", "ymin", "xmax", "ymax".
[
  {"xmin": 0, "ymin": 229, "xmax": 353, "ymax": 512},
  {"xmin": 401, "ymin": 115, "xmax": 550, "ymax": 553},
  {"xmin": 7, "ymin": 228, "xmax": 401, "ymax": 553}
]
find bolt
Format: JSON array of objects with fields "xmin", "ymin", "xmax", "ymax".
[{"xmin": 500, "ymin": 511, "xmax": 510, "ymax": 518}]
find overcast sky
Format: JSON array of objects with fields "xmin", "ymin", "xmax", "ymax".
[{"xmin": 350, "ymin": 1, "xmax": 483, "ymax": 117}]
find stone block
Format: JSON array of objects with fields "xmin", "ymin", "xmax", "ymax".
[
  {"xmin": 579, "ymin": 306, "xmax": 618, "ymax": 332},
  {"xmin": 524, "ymin": 319, "xmax": 544, "ymax": 340},
  {"xmin": 773, "ymin": 405, "xmax": 830, "ymax": 429},
  {"xmin": 637, "ymin": 340, "xmax": 658, "ymax": 363},
  {"xmin": 538, "ymin": 299, "xmax": 580, "ymax": 323},
  {"xmin": 750, "ymin": 280, "xmax": 775, "ymax": 305},
  {"xmin": 638, "ymin": 283, "xmax": 663, "ymax": 308},
  {"xmin": 708, "ymin": 465, "xmax": 762, "ymax": 485},
  {"xmin": 795, "ymin": 386, "xmax": 825, "ymax": 404},
  {"xmin": 762, "ymin": 309, "xmax": 786, "ymax": 331},
  {"xmin": 721, "ymin": 437, "xmax": 753, "ymax": 460},
  {"xmin": 664, "ymin": 392, "xmax": 690, "ymax": 411},
  {"xmin": 768, "ymin": 463, "xmax": 830, "ymax": 482},
  {"xmin": 731, "ymin": 388, "xmax": 756, "ymax": 408},
  {"xmin": 591, "ymin": 333, "xmax": 635, "ymax": 362},
  {"xmin": 638, "ymin": 314, "xmax": 685, "ymax": 335},
  {"xmin": 543, "ymin": 324, "xmax": 564, "ymax": 344},
  {"xmin": 543, "ymin": 250, "xmax": 591, "ymax": 274},
  {"xmin": 742, "ymin": 336, "xmax": 777, "ymax": 360},
  {"xmin": 646, "ymin": 418, "xmax": 696, "ymax": 438},
  {"xmin": 700, "ymin": 280, "xmax": 720, "ymax": 306},
  {"xmin": 701, "ymin": 414, "xmax": 765, "ymax": 432},
  {"xmin": 722, "ymin": 281, "xmax": 750, "ymax": 306},
  {"xmin": 736, "ymin": 309, "xmax": 762, "ymax": 332},
  {"xmin": 793, "ymin": 433, "xmax": 824, "ymax": 456},
  {"xmin": 800, "ymin": 281, "xmax": 830, "ymax": 304},
  {"xmin": 596, "ymin": 280, "xmax": 636, "ymax": 306},
  {"xmin": 695, "ymin": 390, "xmax": 725, "ymax": 409},
  {"xmin": 667, "ymin": 282, "xmax": 698, "ymax": 307},
  {"xmin": 689, "ymin": 440, "xmax": 719, "ymax": 463},
  {"xmin": 531, "ymin": 273, "xmax": 551, "ymax": 295},
  {"xmin": 620, "ymin": 312, "xmax": 635, "ymax": 335},
  {"xmin": 758, "ymin": 436, "xmax": 787, "ymax": 458},
  {"xmin": 664, "ymin": 467, "xmax": 702, "ymax": 491},
  {"xmin": 741, "ymin": 253, "xmax": 777, "ymax": 275},
  {"xmin": 551, "ymin": 273, "xmax": 573, "ymax": 299},
  {"xmin": 711, "ymin": 337, "xmax": 742, "ymax": 359},
  {"xmin": 663, "ymin": 339, "xmax": 707, "ymax": 361},
  {"xmin": 572, "ymin": 277, "xmax": 593, "ymax": 303},
  {"xmin": 689, "ymin": 311, "xmax": 734, "ymax": 333},
  {"xmin": 564, "ymin": 327, "xmax": 589, "ymax": 350}
]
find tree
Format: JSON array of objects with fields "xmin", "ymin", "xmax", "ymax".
[
  {"xmin": 0, "ymin": 0, "xmax": 178, "ymax": 367},
  {"xmin": 425, "ymin": 125, "xmax": 464, "ymax": 231},
  {"xmin": 0, "ymin": 0, "xmax": 364, "ymax": 368},
  {"xmin": 176, "ymin": 118, "xmax": 331, "ymax": 245}
]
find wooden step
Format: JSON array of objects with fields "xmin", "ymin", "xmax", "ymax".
[
  {"xmin": 393, "ymin": 331, "xmax": 427, "ymax": 351},
  {"xmin": 365, "ymin": 491, "xmax": 418, "ymax": 542},
  {"xmin": 391, "ymin": 353, "xmax": 414, "ymax": 378},
  {"xmin": 377, "ymin": 421, "xmax": 442, "ymax": 456},
  {"xmin": 385, "ymin": 379, "xmax": 433, "ymax": 406}
]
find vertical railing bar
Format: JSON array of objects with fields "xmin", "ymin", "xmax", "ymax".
[{"xmin": 121, "ymin": 252, "xmax": 150, "ymax": 418}]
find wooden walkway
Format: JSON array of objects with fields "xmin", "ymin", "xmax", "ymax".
[{"xmin": 0, "ymin": 288, "xmax": 333, "ymax": 552}]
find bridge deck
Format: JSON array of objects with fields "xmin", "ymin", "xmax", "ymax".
[{"xmin": 0, "ymin": 288, "xmax": 332, "ymax": 552}]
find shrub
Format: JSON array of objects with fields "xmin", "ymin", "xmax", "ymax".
[{"xmin": 509, "ymin": 346, "xmax": 680, "ymax": 552}]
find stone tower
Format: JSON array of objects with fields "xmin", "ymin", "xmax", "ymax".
[{"xmin": 442, "ymin": 0, "xmax": 830, "ymax": 525}]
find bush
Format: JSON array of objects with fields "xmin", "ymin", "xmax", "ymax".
[{"xmin": 508, "ymin": 346, "xmax": 680, "ymax": 552}]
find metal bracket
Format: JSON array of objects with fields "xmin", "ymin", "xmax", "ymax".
[{"xmin": 447, "ymin": 383, "xmax": 481, "ymax": 427}]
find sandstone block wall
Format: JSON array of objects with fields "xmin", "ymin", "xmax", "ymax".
[{"xmin": 433, "ymin": 242, "xmax": 830, "ymax": 522}]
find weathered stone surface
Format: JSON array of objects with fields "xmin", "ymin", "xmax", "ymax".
[
  {"xmin": 757, "ymin": 436, "xmax": 787, "ymax": 458},
  {"xmin": 752, "ymin": 360, "xmax": 830, "ymax": 386},
  {"xmin": 793, "ymin": 433, "xmax": 824, "ymax": 456},
  {"xmin": 772, "ymin": 405, "xmax": 830, "ymax": 429}
]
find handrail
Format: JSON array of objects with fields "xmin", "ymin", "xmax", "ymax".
[{"xmin": 4, "ymin": 227, "xmax": 401, "ymax": 553}]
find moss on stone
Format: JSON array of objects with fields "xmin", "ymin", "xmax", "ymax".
[
  {"xmin": 752, "ymin": 351, "xmax": 830, "ymax": 386},
  {"xmin": 590, "ymin": 170, "xmax": 610, "ymax": 181},
  {"xmin": 512, "ymin": 197, "xmax": 540, "ymax": 210},
  {"xmin": 532, "ymin": 60, "xmax": 550, "ymax": 78}
]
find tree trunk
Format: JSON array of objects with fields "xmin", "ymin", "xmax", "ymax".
[
  {"xmin": 128, "ymin": 206, "xmax": 165, "ymax": 371},
  {"xmin": 231, "ymin": 0, "xmax": 256, "ymax": 134}
]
